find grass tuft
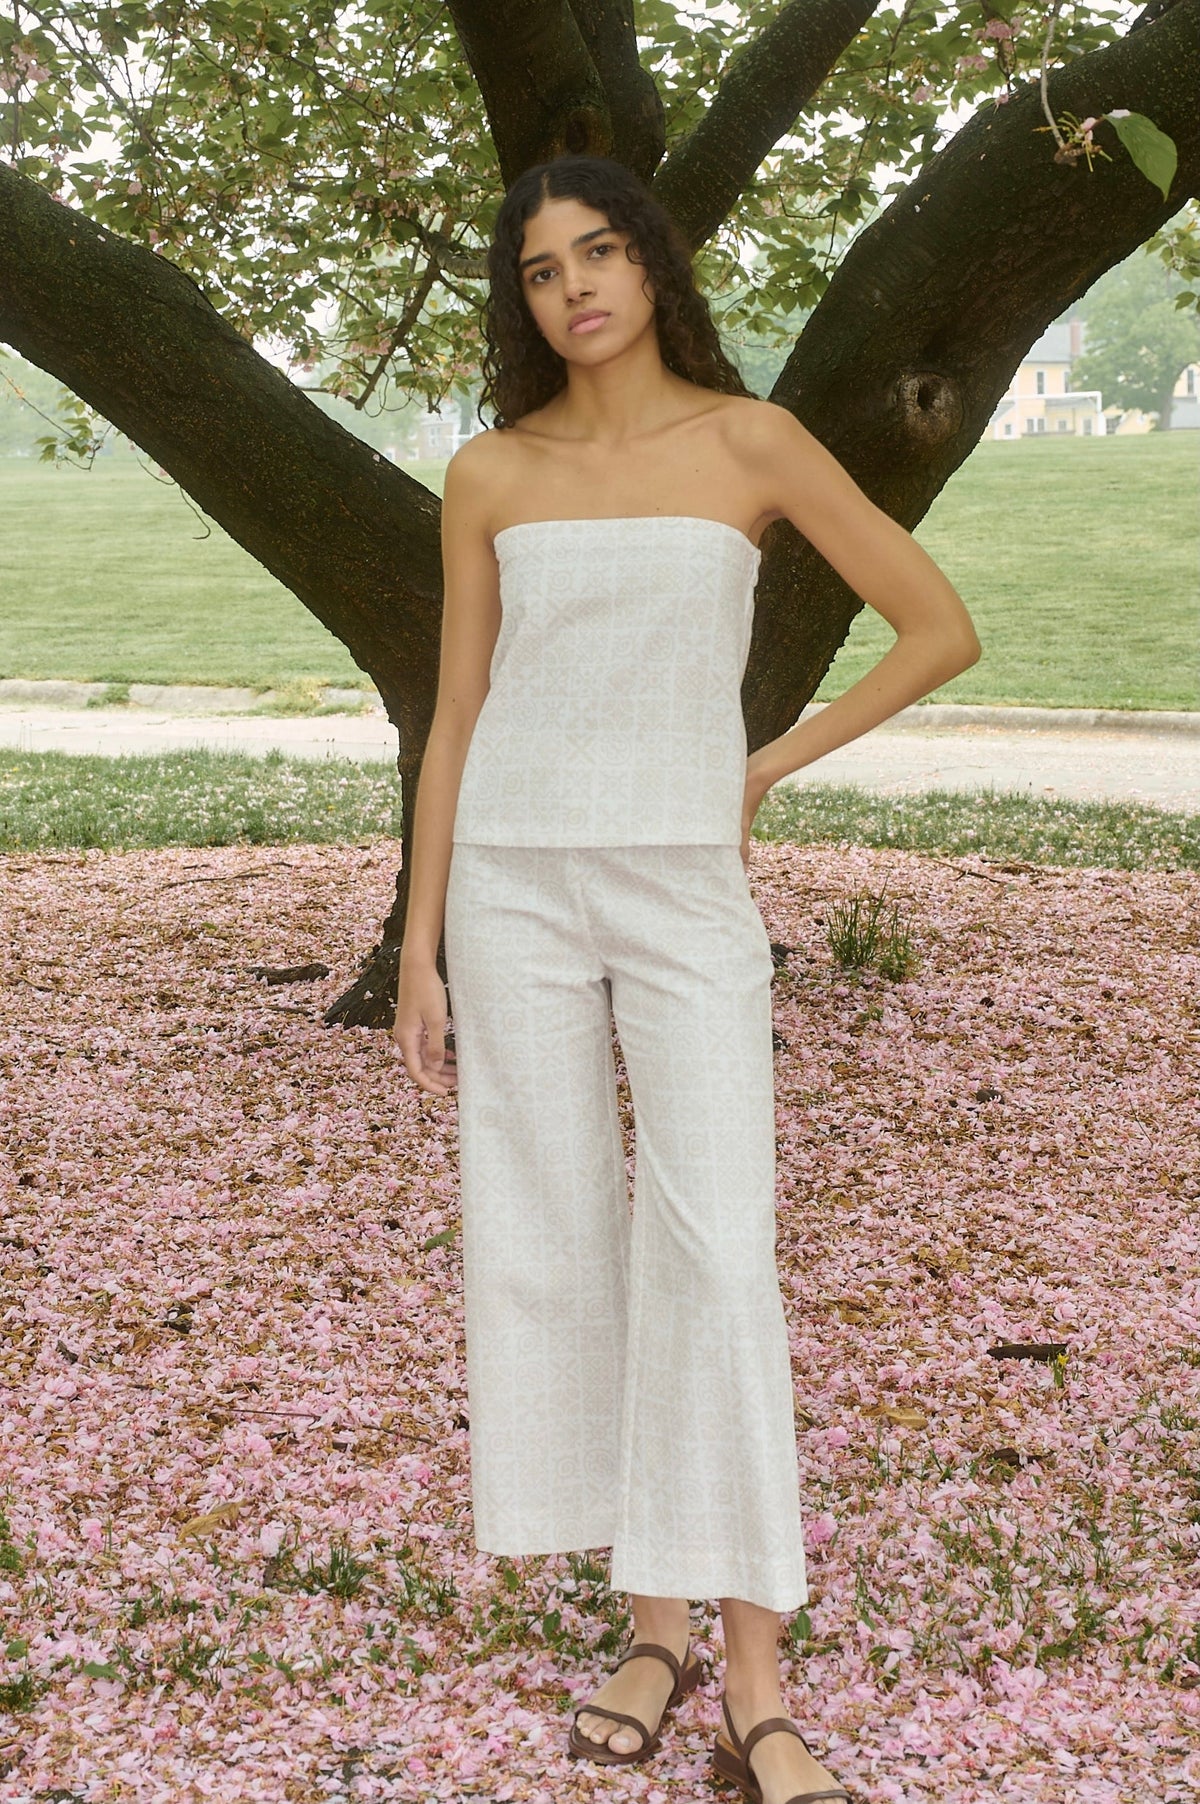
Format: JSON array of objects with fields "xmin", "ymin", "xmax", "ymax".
[
  {"xmin": 84, "ymin": 681, "xmax": 132, "ymax": 708},
  {"xmin": 826, "ymin": 883, "xmax": 919, "ymax": 979}
]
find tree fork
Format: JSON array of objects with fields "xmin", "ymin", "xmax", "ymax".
[{"xmin": 1, "ymin": 0, "xmax": 1197, "ymax": 1029}]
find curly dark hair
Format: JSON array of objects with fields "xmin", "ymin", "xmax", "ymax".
[{"xmin": 477, "ymin": 154, "xmax": 751, "ymax": 430}]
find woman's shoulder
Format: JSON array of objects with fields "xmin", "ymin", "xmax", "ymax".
[
  {"xmin": 447, "ymin": 422, "xmax": 534, "ymax": 490},
  {"xmin": 444, "ymin": 426, "xmax": 508, "ymax": 501},
  {"xmin": 712, "ymin": 392, "xmax": 798, "ymax": 441},
  {"xmin": 447, "ymin": 425, "xmax": 501, "ymax": 476},
  {"xmin": 710, "ymin": 394, "xmax": 815, "ymax": 477},
  {"xmin": 444, "ymin": 427, "xmax": 533, "ymax": 540}
]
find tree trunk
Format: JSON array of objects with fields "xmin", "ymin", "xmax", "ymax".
[
  {"xmin": 1, "ymin": 0, "xmax": 1197, "ymax": 1027},
  {"xmin": 1154, "ymin": 383, "xmax": 1176, "ymax": 427}
]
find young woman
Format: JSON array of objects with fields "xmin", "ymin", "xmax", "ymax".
[{"xmin": 394, "ymin": 153, "xmax": 980, "ymax": 1804}]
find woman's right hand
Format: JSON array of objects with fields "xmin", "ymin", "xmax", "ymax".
[{"xmin": 393, "ymin": 956, "xmax": 457, "ymax": 1096}]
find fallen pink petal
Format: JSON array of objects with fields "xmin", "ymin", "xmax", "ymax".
[{"xmin": 1, "ymin": 837, "xmax": 1197, "ymax": 1801}]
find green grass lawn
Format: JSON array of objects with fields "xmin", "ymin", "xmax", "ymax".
[
  {"xmin": 2, "ymin": 433, "xmax": 1197, "ymax": 708},
  {"xmin": 826, "ymin": 430, "xmax": 1200, "ymax": 709},
  {"xmin": 2, "ymin": 746, "xmax": 1195, "ymax": 868},
  {"xmin": 0, "ymin": 455, "xmax": 445, "ymax": 694}
]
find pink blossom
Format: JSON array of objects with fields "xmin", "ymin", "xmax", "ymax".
[
  {"xmin": 1, "ymin": 46, "xmax": 51, "ymax": 87},
  {"xmin": 807, "ymin": 1512, "xmax": 839, "ymax": 1547},
  {"xmin": 1, "ymin": 839, "xmax": 1195, "ymax": 1800}
]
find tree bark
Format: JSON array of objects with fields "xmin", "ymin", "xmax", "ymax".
[
  {"xmin": 1, "ymin": 0, "xmax": 1196, "ymax": 1027},
  {"xmin": 0, "ymin": 170, "xmax": 443, "ymax": 1025},
  {"xmin": 741, "ymin": 0, "xmax": 1200, "ymax": 746}
]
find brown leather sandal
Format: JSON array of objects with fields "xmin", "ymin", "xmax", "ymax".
[
  {"xmin": 566, "ymin": 1635, "xmax": 707, "ymax": 1765},
  {"xmin": 711, "ymin": 1688, "xmax": 852, "ymax": 1803}
]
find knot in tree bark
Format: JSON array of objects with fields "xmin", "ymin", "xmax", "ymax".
[
  {"xmin": 888, "ymin": 369, "xmax": 964, "ymax": 446},
  {"xmin": 550, "ymin": 104, "xmax": 611, "ymax": 160}
]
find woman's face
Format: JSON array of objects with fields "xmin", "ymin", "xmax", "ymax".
[{"xmin": 517, "ymin": 196, "xmax": 656, "ymax": 362}]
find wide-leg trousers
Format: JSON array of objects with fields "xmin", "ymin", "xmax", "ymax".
[{"xmin": 442, "ymin": 842, "xmax": 809, "ymax": 1612}]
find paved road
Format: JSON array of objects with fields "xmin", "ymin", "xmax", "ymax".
[{"xmin": 1, "ymin": 694, "xmax": 1197, "ymax": 813}]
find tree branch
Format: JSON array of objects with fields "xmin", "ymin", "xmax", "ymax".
[
  {"xmin": 358, "ymin": 251, "xmax": 443, "ymax": 409},
  {"xmin": 651, "ymin": 0, "xmax": 884, "ymax": 249},
  {"xmin": 0, "ymin": 162, "xmax": 444, "ymax": 723},
  {"xmin": 1037, "ymin": 0, "xmax": 1069, "ymax": 150},
  {"xmin": 565, "ymin": 0, "xmax": 665, "ymax": 179},
  {"xmin": 444, "ymin": 0, "xmax": 614, "ymax": 187},
  {"xmin": 740, "ymin": 0, "xmax": 1200, "ymax": 747}
]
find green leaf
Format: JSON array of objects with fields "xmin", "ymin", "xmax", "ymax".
[
  {"xmin": 82, "ymin": 1660, "xmax": 119, "ymax": 1679},
  {"xmin": 1106, "ymin": 111, "xmax": 1177, "ymax": 200},
  {"xmin": 421, "ymin": 1227, "xmax": 456, "ymax": 1251},
  {"xmin": 785, "ymin": 1607, "xmax": 813, "ymax": 1648}
]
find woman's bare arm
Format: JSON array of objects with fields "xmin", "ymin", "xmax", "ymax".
[
  {"xmin": 731, "ymin": 401, "xmax": 981, "ymax": 859},
  {"xmin": 393, "ymin": 435, "xmax": 501, "ymax": 1095}
]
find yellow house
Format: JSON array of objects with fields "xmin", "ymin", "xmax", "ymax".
[
  {"xmin": 982, "ymin": 317, "xmax": 1200, "ymax": 439},
  {"xmin": 982, "ymin": 320, "xmax": 1105, "ymax": 440}
]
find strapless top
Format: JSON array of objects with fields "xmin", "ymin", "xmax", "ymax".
[{"xmin": 451, "ymin": 515, "xmax": 762, "ymax": 847}]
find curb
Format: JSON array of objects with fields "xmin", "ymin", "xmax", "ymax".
[
  {"xmin": 836, "ymin": 701, "xmax": 1200, "ymax": 737},
  {"xmin": 0, "ymin": 678, "xmax": 377, "ymax": 715},
  {"xmin": 1, "ymin": 678, "xmax": 1197, "ymax": 735}
]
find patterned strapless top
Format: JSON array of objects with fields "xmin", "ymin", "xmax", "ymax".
[{"xmin": 451, "ymin": 515, "xmax": 762, "ymax": 847}]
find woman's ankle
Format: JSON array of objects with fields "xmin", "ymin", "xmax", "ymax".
[
  {"xmin": 722, "ymin": 1668, "xmax": 786, "ymax": 1715},
  {"xmin": 628, "ymin": 1594, "xmax": 691, "ymax": 1650}
]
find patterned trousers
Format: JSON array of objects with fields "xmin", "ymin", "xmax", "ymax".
[{"xmin": 443, "ymin": 842, "xmax": 808, "ymax": 1612}]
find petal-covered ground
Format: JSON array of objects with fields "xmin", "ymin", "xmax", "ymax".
[{"xmin": 1, "ymin": 839, "xmax": 1198, "ymax": 1804}]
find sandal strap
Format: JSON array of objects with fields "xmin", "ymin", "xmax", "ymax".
[
  {"xmin": 572, "ymin": 1702, "xmax": 654, "ymax": 1750},
  {"xmin": 614, "ymin": 1638, "xmax": 685, "ymax": 1690},
  {"xmin": 742, "ymin": 1715, "xmax": 804, "ymax": 1771},
  {"xmin": 719, "ymin": 1693, "xmax": 849, "ymax": 1802}
]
